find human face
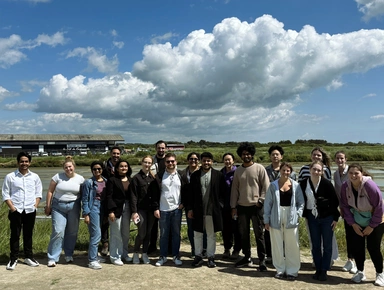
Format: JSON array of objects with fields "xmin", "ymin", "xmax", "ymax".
[
  {"xmin": 335, "ymin": 153, "xmax": 347, "ymax": 169},
  {"xmin": 280, "ymin": 165, "xmax": 291, "ymax": 179},
  {"xmin": 348, "ymin": 167, "xmax": 363, "ymax": 186},
  {"xmin": 311, "ymin": 150, "xmax": 322, "ymax": 162},
  {"xmin": 201, "ymin": 157, "xmax": 213, "ymax": 172},
  {"xmin": 156, "ymin": 143, "xmax": 166, "ymax": 158},
  {"xmin": 111, "ymin": 149, "xmax": 121, "ymax": 164},
  {"xmin": 165, "ymin": 157, "xmax": 177, "ymax": 171},
  {"xmin": 241, "ymin": 150, "xmax": 253, "ymax": 164},
  {"xmin": 270, "ymin": 150, "xmax": 282, "ymax": 164},
  {"xmin": 117, "ymin": 162, "xmax": 129, "ymax": 176},
  {"xmin": 92, "ymin": 165, "xmax": 103, "ymax": 178},
  {"xmin": 310, "ymin": 164, "xmax": 323, "ymax": 178},
  {"xmin": 223, "ymin": 154, "xmax": 234, "ymax": 169},
  {"xmin": 64, "ymin": 162, "xmax": 75, "ymax": 177},
  {"xmin": 142, "ymin": 157, "xmax": 152, "ymax": 172},
  {"xmin": 188, "ymin": 154, "xmax": 199, "ymax": 167},
  {"xmin": 18, "ymin": 156, "xmax": 30, "ymax": 172}
]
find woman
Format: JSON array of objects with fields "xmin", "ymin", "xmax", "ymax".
[
  {"xmin": 130, "ymin": 156, "xmax": 156, "ymax": 264},
  {"xmin": 333, "ymin": 151, "xmax": 357, "ymax": 274},
  {"xmin": 299, "ymin": 161, "xmax": 339, "ymax": 281},
  {"xmin": 264, "ymin": 162, "xmax": 304, "ymax": 280},
  {"xmin": 106, "ymin": 160, "xmax": 132, "ymax": 265},
  {"xmin": 81, "ymin": 161, "xmax": 107, "ymax": 270},
  {"xmin": 220, "ymin": 152, "xmax": 241, "ymax": 259},
  {"xmin": 340, "ymin": 164, "xmax": 384, "ymax": 286},
  {"xmin": 45, "ymin": 156, "xmax": 85, "ymax": 267}
]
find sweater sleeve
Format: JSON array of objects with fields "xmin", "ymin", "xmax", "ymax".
[
  {"xmin": 263, "ymin": 183, "xmax": 274, "ymax": 224},
  {"xmin": 366, "ymin": 180, "xmax": 384, "ymax": 228}
]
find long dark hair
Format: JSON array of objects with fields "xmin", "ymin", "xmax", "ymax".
[{"xmin": 114, "ymin": 160, "xmax": 132, "ymax": 177}]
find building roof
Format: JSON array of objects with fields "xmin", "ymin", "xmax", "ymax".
[{"xmin": 0, "ymin": 134, "xmax": 124, "ymax": 142}]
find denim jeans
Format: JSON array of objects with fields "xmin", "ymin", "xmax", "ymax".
[
  {"xmin": 159, "ymin": 208, "xmax": 182, "ymax": 257},
  {"xmin": 47, "ymin": 198, "xmax": 81, "ymax": 262},
  {"xmin": 307, "ymin": 212, "xmax": 334, "ymax": 271},
  {"xmin": 87, "ymin": 199, "xmax": 101, "ymax": 262},
  {"xmin": 109, "ymin": 201, "xmax": 131, "ymax": 261}
]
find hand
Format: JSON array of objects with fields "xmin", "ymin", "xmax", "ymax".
[
  {"xmin": 109, "ymin": 212, "xmax": 116, "ymax": 222},
  {"xmin": 84, "ymin": 215, "xmax": 90, "ymax": 224},
  {"xmin": 131, "ymin": 213, "xmax": 139, "ymax": 222},
  {"xmin": 178, "ymin": 203, "xmax": 184, "ymax": 210},
  {"xmin": 331, "ymin": 220, "xmax": 337, "ymax": 231},
  {"xmin": 265, "ymin": 223, "xmax": 270, "ymax": 231},
  {"xmin": 44, "ymin": 206, "xmax": 51, "ymax": 216},
  {"xmin": 154, "ymin": 210, "xmax": 160, "ymax": 219},
  {"xmin": 188, "ymin": 210, "xmax": 193, "ymax": 219},
  {"xmin": 362, "ymin": 225, "xmax": 374, "ymax": 236},
  {"xmin": 231, "ymin": 208, "xmax": 237, "ymax": 219},
  {"xmin": 352, "ymin": 223, "xmax": 364, "ymax": 237}
]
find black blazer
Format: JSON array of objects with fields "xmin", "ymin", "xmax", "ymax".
[{"xmin": 106, "ymin": 176, "xmax": 131, "ymax": 218}]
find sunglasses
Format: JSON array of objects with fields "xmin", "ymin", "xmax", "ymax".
[
  {"xmin": 166, "ymin": 160, "xmax": 176, "ymax": 164},
  {"xmin": 92, "ymin": 168, "xmax": 102, "ymax": 171}
]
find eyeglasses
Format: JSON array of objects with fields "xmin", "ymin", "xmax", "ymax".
[
  {"xmin": 166, "ymin": 160, "xmax": 176, "ymax": 164},
  {"xmin": 189, "ymin": 158, "xmax": 198, "ymax": 161},
  {"xmin": 92, "ymin": 168, "xmax": 102, "ymax": 171}
]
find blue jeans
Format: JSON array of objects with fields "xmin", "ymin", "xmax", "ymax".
[
  {"xmin": 307, "ymin": 212, "xmax": 334, "ymax": 271},
  {"xmin": 159, "ymin": 208, "xmax": 182, "ymax": 257},
  {"xmin": 87, "ymin": 199, "xmax": 101, "ymax": 262},
  {"xmin": 48, "ymin": 198, "xmax": 81, "ymax": 262}
]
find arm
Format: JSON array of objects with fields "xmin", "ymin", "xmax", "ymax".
[
  {"xmin": 44, "ymin": 180, "xmax": 57, "ymax": 216},
  {"xmin": 295, "ymin": 182, "xmax": 305, "ymax": 218},
  {"xmin": 106, "ymin": 178, "xmax": 117, "ymax": 222},
  {"xmin": 34, "ymin": 175, "xmax": 43, "ymax": 208},
  {"xmin": 263, "ymin": 183, "xmax": 274, "ymax": 226},
  {"xmin": 2, "ymin": 175, "xmax": 17, "ymax": 212},
  {"xmin": 366, "ymin": 180, "xmax": 384, "ymax": 229},
  {"xmin": 258, "ymin": 167, "xmax": 270, "ymax": 206},
  {"xmin": 81, "ymin": 180, "xmax": 92, "ymax": 217},
  {"xmin": 230, "ymin": 172, "xmax": 239, "ymax": 218}
]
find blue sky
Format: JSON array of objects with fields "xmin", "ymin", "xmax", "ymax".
[{"xmin": 1, "ymin": 0, "xmax": 383, "ymax": 144}]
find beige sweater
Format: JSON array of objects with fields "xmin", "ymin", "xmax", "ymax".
[{"xmin": 230, "ymin": 163, "xmax": 270, "ymax": 208}]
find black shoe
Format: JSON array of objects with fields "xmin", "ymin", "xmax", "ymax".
[
  {"xmin": 312, "ymin": 270, "xmax": 320, "ymax": 280},
  {"xmin": 318, "ymin": 270, "xmax": 327, "ymax": 281},
  {"xmin": 207, "ymin": 257, "xmax": 216, "ymax": 268},
  {"xmin": 287, "ymin": 275, "xmax": 296, "ymax": 281},
  {"xmin": 235, "ymin": 257, "xmax": 252, "ymax": 268},
  {"xmin": 201, "ymin": 249, "xmax": 207, "ymax": 259},
  {"xmin": 223, "ymin": 249, "xmax": 230, "ymax": 259},
  {"xmin": 191, "ymin": 256, "xmax": 203, "ymax": 267},
  {"xmin": 259, "ymin": 260, "xmax": 267, "ymax": 272}
]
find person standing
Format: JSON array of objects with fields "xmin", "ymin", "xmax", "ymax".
[
  {"xmin": 230, "ymin": 142, "xmax": 270, "ymax": 271},
  {"xmin": 2, "ymin": 152, "xmax": 42, "ymax": 270},
  {"xmin": 150, "ymin": 153, "xmax": 188, "ymax": 267},
  {"xmin": 188, "ymin": 152, "xmax": 226, "ymax": 268}
]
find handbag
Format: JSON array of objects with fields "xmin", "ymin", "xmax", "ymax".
[{"xmin": 350, "ymin": 208, "xmax": 372, "ymax": 227}]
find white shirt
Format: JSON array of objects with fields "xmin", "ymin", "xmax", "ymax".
[
  {"xmin": 160, "ymin": 171, "xmax": 181, "ymax": 212},
  {"xmin": 2, "ymin": 169, "xmax": 43, "ymax": 213},
  {"xmin": 52, "ymin": 172, "xmax": 85, "ymax": 202}
]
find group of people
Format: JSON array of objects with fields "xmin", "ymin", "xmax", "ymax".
[{"xmin": 1, "ymin": 142, "xmax": 384, "ymax": 287}]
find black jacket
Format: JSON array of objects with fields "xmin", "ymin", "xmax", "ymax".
[
  {"xmin": 106, "ymin": 176, "xmax": 131, "ymax": 218},
  {"xmin": 129, "ymin": 170, "xmax": 155, "ymax": 213}
]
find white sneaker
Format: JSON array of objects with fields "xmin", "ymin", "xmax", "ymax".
[
  {"xmin": 6, "ymin": 260, "xmax": 17, "ymax": 270},
  {"xmin": 111, "ymin": 259, "xmax": 124, "ymax": 266},
  {"xmin": 350, "ymin": 263, "xmax": 358, "ymax": 274},
  {"xmin": 133, "ymin": 252, "xmax": 140, "ymax": 264},
  {"xmin": 88, "ymin": 261, "xmax": 102, "ymax": 270},
  {"xmin": 155, "ymin": 256, "xmax": 167, "ymax": 267},
  {"xmin": 173, "ymin": 256, "xmax": 182, "ymax": 266},
  {"xmin": 65, "ymin": 256, "xmax": 73, "ymax": 263},
  {"xmin": 47, "ymin": 260, "xmax": 56, "ymax": 267},
  {"xmin": 124, "ymin": 255, "xmax": 133, "ymax": 263},
  {"xmin": 351, "ymin": 271, "xmax": 366, "ymax": 283},
  {"xmin": 24, "ymin": 258, "xmax": 39, "ymax": 267},
  {"xmin": 142, "ymin": 253, "xmax": 150, "ymax": 264},
  {"xmin": 97, "ymin": 256, "xmax": 106, "ymax": 263},
  {"xmin": 342, "ymin": 260, "xmax": 353, "ymax": 272},
  {"xmin": 375, "ymin": 273, "xmax": 384, "ymax": 287}
]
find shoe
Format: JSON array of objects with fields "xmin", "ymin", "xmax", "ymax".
[
  {"xmin": 155, "ymin": 256, "xmax": 167, "ymax": 267},
  {"xmin": 342, "ymin": 260, "xmax": 353, "ymax": 272},
  {"xmin": 173, "ymin": 256, "xmax": 182, "ymax": 266},
  {"xmin": 6, "ymin": 259, "xmax": 17, "ymax": 270},
  {"xmin": 191, "ymin": 256, "xmax": 203, "ymax": 267},
  {"xmin": 318, "ymin": 270, "xmax": 328, "ymax": 281},
  {"xmin": 312, "ymin": 270, "xmax": 320, "ymax": 280},
  {"xmin": 231, "ymin": 250, "xmax": 239, "ymax": 260},
  {"xmin": 132, "ymin": 252, "xmax": 140, "ymax": 264},
  {"xmin": 274, "ymin": 272, "xmax": 284, "ymax": 279},
  {"xmin": 207, "ymin": 257, "xmax": 216, "ymax": 268},
  {"xmin": 47, "ymin": 260, "xmax": 56, "ymax": 267},
  {"xmin": 190, "ymin": 249, "xmax": 195, "ymax": 258},
  {"xmin": 65, "ymin": 256, "xmax": 73, "ymax": 263},
  {"xmin": 235, "ymin": 257, "xmax": 253, "ymax": 268},
  {"xmin": 101, "ymin": 242, "xmax": 109, "ymax": 256},
  {"xmin": 350, "ymin": 263, "xmax": 358, "ymax": 274},
  {"xmin": 351, "ymin": 271, "xmax": 366, "ymax": 283},
  {"xmin": 142, "ymin": 253, "xmax": 150, "ymax": 264},
  {"xmin": 311, "ymin": 261, "xmax": 316, "ymax": 268},
  {"xmin": 88, "ymin": 261, "xmax": 102, "ymax": 270},
  {"xmin": 201, "ymin": 249, "xmax": 207, "ymax": 258},
  {"xmin": 375, "ymin": 273, "xmax": 384, "ymax": 287},
  {"xmin": 124, "ymin": 255, "xmax": 133, "ymax": 263},
  {"xmin": 97, "ymin": 256, "xmax": 106, "ymax": 263},
  {"xmin": 259, "ymin": 260, "xmax": 267, "ymax": 272},
  {"xmin": 24, "ymin": 258, "xmax": 39, "ymax": 267},
  {"xmin": 111, "ymin": 259, "xmax": 123, "ymax": 266},
  {"xmin": 223, "ymin": 249, "xmax": 230, "ymax": 259},
  {"xmin": 287, "ymin": 275, "xmax": 296, "ymax": 281},
  {"xmin": 265, "ymin": 256, "xmax": 273, "ymax": 264}
]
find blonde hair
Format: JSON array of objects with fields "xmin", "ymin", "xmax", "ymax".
[
  {"xmin": 142, "ymin": 155, "xmax": 155, "ymax": 178},
  {"xmin": 63, "ymin": 155, "xmax": 76, "ymax": 167}
]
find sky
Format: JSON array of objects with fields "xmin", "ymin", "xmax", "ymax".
[{"xmin": 1, "ymin": 0, "xmax": 384, "ymax": 144}]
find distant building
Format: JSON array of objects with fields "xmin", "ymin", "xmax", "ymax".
[{"xmin": 167, "ymin": 144, "xmax": 185, "ymax": 151}]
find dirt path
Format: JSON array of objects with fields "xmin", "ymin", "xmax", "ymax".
[{"xmin": 1, "ymin": 244, "xmax": 380, "ymax": 290}]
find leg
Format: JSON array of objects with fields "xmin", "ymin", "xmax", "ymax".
[
  {"xmin": 8, "ymin": 210, "xmax": 22, "ymax": 261},
  {"xmin": 264, "ymin": 230, "xmax": 272, "ymax": 259},
  {"xmin": 349, "ymin": 225, "xmax": 366, "ymax": 271},
  {"xmin": 344, "ymin": 219, "xmax": 355, "ymax": 259},
  {"xmin": 148, "ymin": 218, "xmax": 159, "ymax": 252},
  {"xmin": 21, "ymin": 210, "xmax": 36, "ymax": 259},
  {"xmin": 134, "ymin": 210, "xmax": 147, "ymax": 252},
  {"xmin": 121, "ymin": 201, "xmax": 131, "ymax": 259},
  {"xmin": 367, "ymin": 223, "xmax": 384, "ymax": 273},
  {"xmin": 63, "ymin": 200, "xmax": 80, "ymax": 257},
  {"xmin": 186, "ymin": 211, "xmax": 195, "ymax": 253},
  {"xmin": 320, "ymin": 215, "xmax": 334, "ymax": 271},
  {"xmin": 269, "ymin": 227, "xmax": 285, "ymax": 274},
  {"xmin": 143, "ymin": 211, "xmax": 156, "ymax": 254},
  {"xmin": 221, "ymin": 209, "xmax": 233, "ymax": 251},
  {"xmin": 109, "ymin": 215, "xmax": 123, "ymax": 261},
  {"xmin": 47, "ymin": 199, "xmax": 68, "ymax": 262},
  {"xmin": 100, "ymin": 200, "xmax": 109, "ymax": 255},
  {"xmin": 171, "ymin": 209, "xmax": 182, "ymax": 257},
  {"xmin": 306, "ymin": 213, "xmax": 322, "ymax": 271},
  {"xmin": 284, "ymin": 226, "xmax": 301, "ymax": 276},
  {"xmin": 205, "ymin": 216, "xmax": 216, "ymax": 258},
  {"xmin": 237, "ymin": 206, "xmax": 251, "ymax": 258},
  {"xmin": 194, "ymin": 231, "xmax": 204, "ymax": 256},
  {"xmin": 88, "ymin": 200, "xmax": 101, "ymax": 262},
  {"xmin": 251, "ymin": 206, "xmax": 266, "ymax": 262},
  {"xmin": 158, "ymin": 211, "xmax": 170, "ymax": 258}
]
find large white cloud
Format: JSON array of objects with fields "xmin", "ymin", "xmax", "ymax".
[{"xmin": 356, "ymin": 0, "xmax": 384, "ymax": 21}]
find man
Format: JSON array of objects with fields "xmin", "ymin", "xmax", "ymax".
[
  {"xmin": 264, "ymin": 145, "xmax": 297, "ymax": 263},
  {"xmin": 2, "ymin": 152, "xmax": 42, "ymax": 270},
  {"xmin": 188, "ymin": 152, "xmax": 225, "ymax": 268},
  {"xmin": 230, "ymin": 142, "xmax": 270, "ymax": 271},
  {"xmin": 150, "ymin": 153, "xmax": 188, "ymax": 266},
  {"xmin": 148, "ymin": 140, "xmax": 167, "ymax": 253},
  {"xmin": 100, "ymin": 146, "xmax": 122, "ymax": 256}
]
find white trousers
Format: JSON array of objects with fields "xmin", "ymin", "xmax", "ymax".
[{"xmin": 194, "ymin": 215, "xmax": 216, "ymax": 258}]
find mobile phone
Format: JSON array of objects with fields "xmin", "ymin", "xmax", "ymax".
[{"xmin": 134, "ymin": 217, "xmax": 140, "ymax": 224}]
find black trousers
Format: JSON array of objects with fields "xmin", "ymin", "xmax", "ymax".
[
  {"xmin": 221, "ymin": 208, "xmax": 241, "ymax": 252},
  {"xmin": 8, "ymin": 210, "xmax": 36, "ymax": 260}
]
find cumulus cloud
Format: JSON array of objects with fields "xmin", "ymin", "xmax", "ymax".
[
  {"xmin": 0, "ymin": 86, "xmax": 12, "ymax": 102},
  {"xmin": 0, "ymin": 32, "xmax": 67, "ymax": 68},
  {"xmin": 113, "ymin": 41, "xmax": 124, "ymax": 49},
  {"xmin": 3, "ymin": 101, "xmax": 38, "ymax": 111},
  {"xmin": 66, "ymin": 47, "xmax": 119, "ymax": 74},
  {"xmin": 356, "ymin": 0, "xmax": 384, "ymax": 21},
  {"xmin": 371, "ymin": 114, "xmax": 384, "ymax": 119},
  {"xmin": 151, "ymin": 32, "xmax": 178, "ymax": 44},
  {"xmin": 20, "ymin": 80, "xmax": 48, "ymax": 92}
]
